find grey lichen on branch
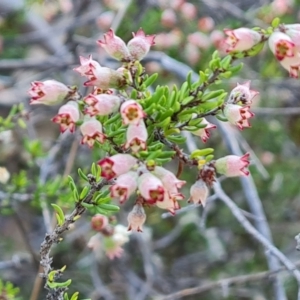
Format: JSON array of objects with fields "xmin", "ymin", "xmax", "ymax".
[{"xmin": 39, "ymin": 175, "xmax": 112, "ymax": 294}]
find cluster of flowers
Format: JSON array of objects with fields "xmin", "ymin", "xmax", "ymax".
[
  {"xmin": 28, "ymin": 27, "xmax": 252, "ymax": 237},
  {"xmin": 224, "ymin": 24, "xmax": 300, "ymax": 78},
  {"xmin": 28, "ymin": 29, "xmax": 154, "ymax": 150},
  {"xmin": 97, "ymin": 152, "xmax": 250, "ymax": 232}
]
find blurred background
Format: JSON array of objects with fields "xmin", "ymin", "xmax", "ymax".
[{"xmin": 1, "ymin": 0, "xmax": 300, "ymax": 299}]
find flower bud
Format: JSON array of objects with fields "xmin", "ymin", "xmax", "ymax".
[
  {"xmin": 125, "ymin": 120, "xmax": 148, "ymax": 153},
  {"xmin": 228, "ymin": 81, "xmax": 259, "ymax": 105},
  {"xmin": 188, "ymin": 179, "xmax": 209, "ymax": 206},
  {"xmin": 215, "ymin": 153, "xmax": 250, "ymax": 177},
  {"xmin": 190, "ymin": 118, "xmax": 216, "ymax": 143},
  {"xmin": 127, "ymin": 29, "xmax": 155, "ymax": 61},
  {"xmin": 97, "ymin": 29, "xmax": 130, "ymax": 61},
  {"xmin": 223, "ymin": 104, "xmax": 254, "ymax": 130},
  {"xmin": 96, "ymin": 11, "xmax": 115, "ymax": 31},
  {"xmin": 180, "ymin": 2, "xmax": 197, "ymax": 19},
  {"xmin": 91, "ymin": 214, "xmax": 109, "ymax": 231},
  {"xmin": 120, "ymin": 100, "xmax": 146, "ymax": 125},
  {"xmin": 52, "ymin": 101, "xmax": 80, "ymax": 133},
  {"xmin": 28, "ymin": 80, "xmax": 70, "ymax": 105},
  {"xmin": 138, "ymin": 172, "xmax": 165, "ymax": 203},
  {"xmin": 84, "ymin": 93, "xmax": 121, "ymax": 116},
  {"xmin": 198, "ymin": 17, "xmax": 215, "ymax": 33},
  {"xmin": 74, "ymin": 55, "xmax": 125, "ymax": 89},
  {"xmin": 80, "ymin": 117, "xmax": 105, "ymax": 148},
  {"xmin": 224, "ymin": 28, "xmax": 261, "ymax": 52},
  {"xmin": 110, "ymin": 171, "xmax": 138, "ymax": 203},
  {"xmin": 127, "ymin": 203, "xmax": 146, "ymax": 232},
  {"xmin": 152, "ymin": 166, "xmax": 185, "ymax": 198},
  {"xmin": 187, "ymin": 32, "xmax": 210, "ymax": 49},
  {"xmin": 161, "ymin": 8, "xmax": 177, "ymax": 28},
  {"xmin": 98, "ymin": 154, "xmax": 137, "ymax": 180}
]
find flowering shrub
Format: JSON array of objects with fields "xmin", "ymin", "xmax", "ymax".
[{"xmin": 18, "ymin": 15, "xmax": 300, "ymax": 300}]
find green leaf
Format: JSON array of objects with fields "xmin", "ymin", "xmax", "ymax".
[
  {"xmin": 229, "ymin": 62, "xmax": 243, "ymax": 73},
  {"xmin": 78, "ymin": 168, "xmax": 88, "ymax": 181},
  {"xmin": 51, "ymin": 204, "xmax": 65, "ymax": 226},
  {"xmin": 97, "ymin": 203, "xmax": 120, "ymax": 212},
  {"xmin": 17, "ymin": 118, "xmax": 27, "ymax": 129},
  {"xmin": 271, "ymin": 17, "xmax": 280, "ymax": 28},
  {"xmin": 103, "ymin": 113, "xmax": 121, "ymax": 125},
  {"xmin": 80, "ymin": 186, "xmax": 90, "ymax": 199},
  {"xmin": 181, "ymin": 96, "xmax": 194, "ymax": 105},
  {"xmin": 81, "ymin": 202, "xmax": 94, "ymax": 209},
  {"xmin": 186, "ymin": 71, "xmax": 193, "ymax": 89},
  {"xmin": 70, "ymin": 292, "xmax": 79, "ymax": 300},
  {"xmin": 144, "ymin": 73, "xmax": 158, "ymax": 87},
  {"xmin": 167, "ymin": 135, "xmax": 186, "ymax": 144},
  {"xmin": 47, "ymin": 279, "xmax": 72, "ymax": 288},
  {"xmin": 190, "ymin": 148, "xmax": 214, "ymax": 159},
  {"xmin": 220, "ymin": 55, "xmax": 232, "ymax": 69},
  {"xmin": 130, "ymin": 89, "xmax": 137, "ymax": 99},
  {"xmin": 202, "ymin": 90, "xmax": 225, "ymax": 101}
]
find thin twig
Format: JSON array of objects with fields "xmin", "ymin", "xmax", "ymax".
[
  {"xmin": 159, "ymin": 259, "xmax": 300, "ymax": 300},
  {"xmin": 213, "ymin": 180, "xmax": 300, "ymax": 284}
]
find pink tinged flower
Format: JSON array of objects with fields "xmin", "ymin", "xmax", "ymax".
[
  {"xmin": 103, "ymin": 236, "xmax": 124, "ymax": 260},
  {"xmin": 184, "ymin": 43, "xmax": 201, "ymax": 65},
  {"xmin": 97, "ymin": 29, "xmax": 130, "ymax": 61},
  {"xmin": 110, "ymin": 171, "xmax": 138, "ymax": 203},
  {"xmin": 191, "ymin": 118, "xmax": 217, "ymax": 143},
  {"xmin": 224, "ymin": 28, "xmax": 261, "ymax": 52},
  {"xmin": 228, "ymin": 81, "xmax": 259, "ymax": 105},
  {"xmin": 215, "ymin": 153, "xmax": 250, "ymax": 177},
  {"xmin": 278, "ymin": 55, "xmax": 300, "ymax": 78},
  {"xmin": 127, "ymin": 203, "xmax": 146, "ymax": 232},
  {"xmin": 96, "ymin": 11, "xmax": 115, "ymax": 31},
  {"xmin": 91, "ymin": 214, "xmax": 109, "ymax": 231},
  {"xmin": 124, "ymin": 120, "xmax": 148, "ymax": 153},
  {"xmin": 80, "ymin": 118, "xmax": 105, "ymax": 148},
  {"xmin": 181, "ymin": 2, "xmax": 197, "ymax": 19},
  {"xmin": 282, "ymin": 24, "xmax": 300, "ymax": 50},
  {"xmin": 156, "ymin": 191, "xmax": 180, "ymax": 215},
  {"xmin": 127, "ymin": 28, "xmax": 155, "ymax": 61},
  {"xmin": 28, "ymin": 80, "xmax": 70, "ymax": 105},
  {"xmin": 224, "ymin": 104, "xmax": 254, "ymax": 130},
  {"xmin": 268, "ymin": 31, "xmax": 295, "ymax": 61},
  {"xmin": 188, "ymin": 179, "xmax": 209, "ymax": 206},
  {"xmin": 74, "ymin": 55, "xmax": 124, "ymax": 89},
  {"xmin": 161, "ymin": 8, "xmax": 177, "ymax": 28},
  {"xmin": 51, "ymin": 101, "xmax": 80, "ymax": 133},
  {"xmin": 98, "ymin": 154, "xmax": 137, "ymax": 180},
  {"xmin": 198, "ymin": 17, "xmax": 215, "ymax": 33},
  {"xmin": 73, "ymin": 55, "xmax": 101, "ymax": 76},
  {"xmin": 187, "ymin": 32, "xmax": 211, "ymax": 50},
  {"xmin": 84, "ymin": 94, "xmax": 121, "ymax": 116},
  {"xmin": 120, "ymin": 100, "xmax": 146, "ymax": 125},
  {"xmin": 138, "ymin": 173, "xmax": 165, "ymax": 204},
  {"xmin": 152, "ymin": 166, "xmax": 185, "ymax": 198}
]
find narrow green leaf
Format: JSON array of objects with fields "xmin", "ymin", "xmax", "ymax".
[
  {"xmin": 78, "ymin": 168, "xmax": 88, "ymax": 181},
  {"xmin": 80, "ymin": 186, "xmax": 90, "ymax": 199},
  {"xmin": 98, "ymin": 203, "xmax": 120, "ymax": 212},
  {"xmin": 51, "ymin": 204, "xmax": 65, "ymax": 226},
  {"xmin": 81, "ymin": 202, "xmax": 94, "ymax": 209},
  {"xmin": 144, "ymin": 73, "xmax": 158, "ymax": 87}
]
